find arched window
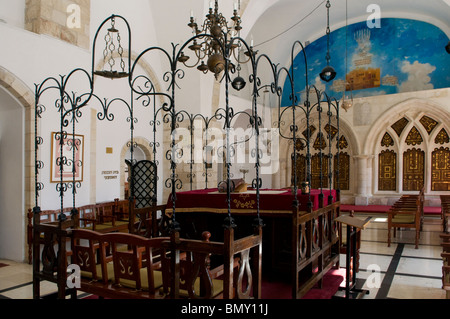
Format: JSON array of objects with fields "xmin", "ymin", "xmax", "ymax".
[
  {"xmin": 402, "ymin": 126, "xmax": 425, "ymax": 191},
  {"xmin": 334, "ymin": 136, "xmax": 350, "ymax": 191},
  {"xmin": 291, "ymin": 124, "xmax": 350, "ymax": 191},
  {"xmin": 378, "ymin": 114, "xmax": 449, "ymax": 193}
]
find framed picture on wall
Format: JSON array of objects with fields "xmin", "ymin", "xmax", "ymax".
[{"xmin": 50, "ymin": 132, "xmax": 84, "ymax": 183}]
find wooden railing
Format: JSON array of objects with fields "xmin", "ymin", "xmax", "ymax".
[
  {"xmin": 31, "ymin": 205, "xmax": 263, "ymax": 299},
  {"xmin": 162, "ymin": 226, "xmax": 263, "ymax": 299},
  {"xmin": 291, "ymin": 201, "xmax": 341, "ymax": 299}
]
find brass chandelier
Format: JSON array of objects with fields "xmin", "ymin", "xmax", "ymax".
[{"xmin": 179, "ymin": 0, "xmax": 252, "ymax": 82}]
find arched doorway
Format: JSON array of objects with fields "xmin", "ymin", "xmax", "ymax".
[{"xmin": 0, "ymin": 86, "xmax": 25, "ymax": 261}]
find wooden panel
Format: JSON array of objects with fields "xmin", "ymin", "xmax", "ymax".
[
  {"xmin": 379, "ymin": 150, "xmax": 396, "ymax": 191},
  {"xmin": 432, "ymin": 147, "xmax": 450, "ymax": 191},
  {"xmin": 419, "ymin": 115, "xmax": 438, "ymax": 135},
  {"xmin": 405, "ymin": 126, "xmax": 423, "ymax": 146},
  {"xmin": 292, "ymin": 153, "xmax": 306, "ymax": 186},
  {"xmin": 311, "ymin": 154, "xmax": 329, "ymax": 189},
  {"xmin": 391, "ymin": 117, "xmax": 409, "ymax": 137},
  {"xmin": 403, "ymin": 148, "xmax": 424, "ymax": 191},
  {"xmin": 334, "ymin": 152, "xmax": 350, "ymax": 190}
]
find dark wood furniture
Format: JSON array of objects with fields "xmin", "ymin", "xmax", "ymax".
[
  {"xmin": 70, "ymin": 229, "xmax": 169, "ymax": 299},
  {"xmin": 165, "ymin": 188, "xmax": 341, "ymax": 299},
  {"xmin": 27, "ymin": 199, "xmax": 143, "ymax": 264},
  {"xmin": 441, "ymin": 195, "xmax": 450, "ymax": 233},
  {"xmin": 387, "ymin": 189, "xmax": 424, "ymax": 249},
  {"xmin": 32, "ymin": 207, "xmax": 77, "ymax": 299},
  {"xmin": 129, "ymin": 204, "xmax": 166, "ymax": 238},
  {"xmin": 334, "ymin": 214, "xmax": 371, "ymax": 299},
  {"xmin": 32, "ymin": 206, "xmax": 262, "ymax": 299},
  {"xmin": 161, "ymin": 226, "xmax": 263, "ymax": 299},
  {"xmin": 441, "ymin": 233, "xmax": 450, "ymax": 299}
]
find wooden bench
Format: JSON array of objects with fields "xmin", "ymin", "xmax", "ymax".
[
  {"xmin": 129, "ymin": 204, "xmax": 166, "ymax": 238},
  {"xmin": 33, "ymin": 214, "xmax": 262, "ymax": 300},
  {"xmin": 441, "ymin": 233, "xmax": 450, "ymax": 299},
  {"xmin": 27, "ymin": 207, "xmax": 77, "ymax": 264},
  {"xmin": 70, "ymin": 229, "xmax": 169, "ymax": 299},
  {"xmin": 32, "ymin": 207, "xmax": 77, "ymax": 299},
  {"xmin": 441, "ymin": 195, "xmax": 450, "ymax": 233},
  {"xmin": 387, "ymin": 189, "xmax": 424, "ymax": 249},
  {"xmin": 161, "ymin": 225, "xmax": 263, "ymax": 299},
  {"xmin": 27, "ymin": 199, "xmax": 139, "ymax": 264},
  {"xmin": 292, "ymin": 201, "xmax": 341, "ymax": 299}
]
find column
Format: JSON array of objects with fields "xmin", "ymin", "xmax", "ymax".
[{"xmin": 353, "ymin": 155, "xmax": 373, "ymax": 205}]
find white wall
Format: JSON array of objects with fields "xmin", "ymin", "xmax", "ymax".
[{"xmin": 0, "ymin": 0, "xmax": 25, "ymax": 28}]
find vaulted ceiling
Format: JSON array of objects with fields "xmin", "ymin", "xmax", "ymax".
[
  {"xmin": 243, "ymin": 0, "xmax": 450, "ymax": 68},
  {"xmin": 149, "ymin": 0, "xmax": 450, "ymax": 72}
]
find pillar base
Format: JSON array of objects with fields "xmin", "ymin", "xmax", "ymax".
[{"xmin": 354, "ymin": 196, "xmax": 369, "ymax": 206}]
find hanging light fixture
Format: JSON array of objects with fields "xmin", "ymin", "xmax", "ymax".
[
  {"xmin": 181, "ymin": 0, "xmax": 252, "ymax": 82},
  {"xmin": 231, "ymin": 69, "xmax": 246, "ymax": 91},
  {"xmin": 341, "ymin": 0, "xmax": 353, "ymax": 112},
  {"xmin": 319, "ymin": 0, "xmax": 336, "ymax": 82},
  {"xmin": 94, "ymin": 16, "xmax": 129, "ymax": 79}
]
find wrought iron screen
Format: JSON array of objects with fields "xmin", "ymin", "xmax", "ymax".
[{"xmin": 127, "ymin": 160, "xmax": 157, "ymax": 208}]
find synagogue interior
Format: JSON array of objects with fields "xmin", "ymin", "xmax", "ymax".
[{"xmin": 0, "ymin": 0, "xmax": 449, "ymax": 304}]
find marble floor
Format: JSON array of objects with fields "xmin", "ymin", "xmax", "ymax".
[
  {"xmin": 343, "ymin": 213, "xmax": 447, "ymax": 299},
  {"xmin": 0, "ymin": 213, "xmax": 447, "ymax": 299}
]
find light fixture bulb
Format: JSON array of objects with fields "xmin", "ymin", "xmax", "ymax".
[{"xmin": 319, "ymin": 65, "xmax": 336, "ymax": 82}]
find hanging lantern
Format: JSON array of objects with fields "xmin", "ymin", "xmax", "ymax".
[
  {"xmin": 319, "ymin": 0, "xmax": 336, "ymax": 83},
  {"xmin": 94, "ymin": 17, "xmax": 129, "ymax": 79}
]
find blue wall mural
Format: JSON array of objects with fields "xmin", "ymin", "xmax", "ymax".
[{"xmin": 281, "ymin": 18, "xmax": 450, "ymax": 107}]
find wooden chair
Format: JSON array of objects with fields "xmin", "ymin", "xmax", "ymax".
[
  {"xmin": 387, "ymin": 189, "xmax": 424, "ymax": 249},
  {"xmin": 161, "ymin": 226, "xmax": 263, "ymax": 299},
  {"xmin": 70, "ymin": 228, "xmax": 113, "ymax": 283},
  {"xmin": 129, "ymin": 204, "xmax": 166, "ymax": 238},
  {"xmin": 101, "ymin": 232, "xmax": 168, "ymax": 298},
  {"xmin": 95, "ymin": 201, "xmax": 129, "ymax": 232},
  {"xmin": 70, "ymin": 229, "xmax": 169, "ymax": 299},
  {"xmin": 27, "ymin": 207, "xmax": 75, "ymax": 264},
  {"xmin": 32, "ymin": 208, "xmax": 77, "ymax": 299},
  {"xmin": 160, "ymin": 231, "xmax": 228, "ymax": 299},
  {"xmin": 77, "ymin": 204, "xmax": 97, "ymax": 229}
]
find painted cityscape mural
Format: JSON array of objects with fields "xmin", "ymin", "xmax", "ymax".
[{"xmin": 281, "ymin": 18, "xmax": 450, "ymax": 106}]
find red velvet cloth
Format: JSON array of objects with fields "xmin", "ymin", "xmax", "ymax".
[{"xmin": 167, "ymin": 188, "xmax": 337, "ymax": 213}]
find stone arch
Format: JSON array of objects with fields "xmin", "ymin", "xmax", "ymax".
[
  {"xmin": 366, "ymin": 98, "xmax": 450, "ymax": 195},
  {"xmin": 276, "ymin": 109, "xmax": 359, "ymax": 191},
  {"xmin": 364, "ymin": 98, "xmax": 450, "ymax": 155}
]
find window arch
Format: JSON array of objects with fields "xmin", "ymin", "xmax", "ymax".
[
  {"xmin": 291, "ymin": 124, "xmax": 351, "ymax": 191},
  {"xmin": 403, "ymin": 126, "xmax": 425, "ymax": 191},
  {"xmin": 377, "ymin": 113, "xmax": 449, "ymax": 193}
]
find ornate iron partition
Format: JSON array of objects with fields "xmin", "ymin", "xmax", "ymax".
[
  {"xmin": 126, "ymin": 160, "xmax": 157, "ymax": 208},
  {"xmin": 32, "ymin": 14, "xmax": 341, "ymax": 299}
]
